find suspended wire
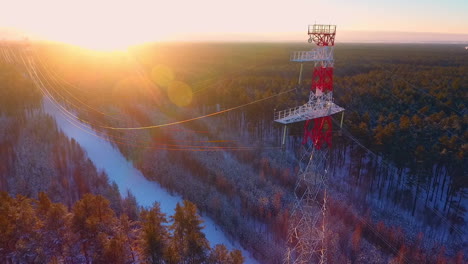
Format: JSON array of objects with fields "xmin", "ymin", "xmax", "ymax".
[
  {"xmin": 103, "ymin": 87, "xmax": 297, "ymax": 130},
  {"xmin": 10, "ymin": 41, "xmax": 463, "ymax": 256},
  {"xmin": 27, "ymin": 57, "xmax": 253, "ymax": 150},
  {"xmin": 24, "ymin": 53, "xmax": 277, "ymax": 152},
  {"xmin": 355, "ymin": 214, "xmax": 411, "ymax": 264},
  {"xmin": 33, "ymin": 46, "xmax": 94, "ymax": 94},
  {"xmin": 289, "ymin": 116, "xmax": 409, "ymax": 263},
  {"xmin": 29, "ymin": 49, "xmax": 280, "ymax": 149},
  {"xmin": 1, "ymin": 46, "xmax": 13, "ymax": 64},
  {"xmin": 19, "ymin": 49, "xmax": 283, "ymax": 151},
  {"xmin": 0, "ymin": 47, "xmax": 9, "ymax": 63},
  {"xmin": 29, "ymin": 44, "xmax": 297, "ymax": 139},
  {"xmin": 27, "ymin": 53, "xmax": 115, "ymax": 128},
  {"xmin": 332, "ymin": 62, "xmax": 466, "ymax": 238},
  {"xmin": 285, "ymin": 54, "xmax": 464, "ymax": 258},
  {"xmin": 32, "ymin": 50, "xmax": 283, "ymax": 150},
  {"xmin": 33, "ymin": 47, "xmax": 231, "ymax": 143},
  {"xmin": 385, "ymin": 67, "xmax": 462, "ymax": 116},
  {"xmin": 333, "ymin": 74, "xmax": 467, "ymax": 236},
  {"xmin": 331, "ymin": 115, "xmax": 465, "ymax": 239},
  {"xmin": 29, "ymin": 48, "xmax": 238, "ymax": 145},
  {"xmin": 31, "ymin": 48, "xmax": 124, "ymax": 121}
]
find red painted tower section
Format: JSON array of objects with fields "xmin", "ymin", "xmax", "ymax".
[{"xmin": 302, "ymin": 25, "xmax": 336, "ymax": 149}]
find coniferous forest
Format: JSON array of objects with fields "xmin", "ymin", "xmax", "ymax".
[
  {"xmin": 0, "ymin": 42, "xmax": 466, "ymax": 263},
  {"xmin": 0, "ymin": 192, "xmax": 243, "ymax": 263}
]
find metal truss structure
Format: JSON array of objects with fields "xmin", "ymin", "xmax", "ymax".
[
  {"xmin": 274, "ymin": 92, "xmax": 343, "ymax": 126},
  {"xmin": 290, "ymin": 46, "xmax": 334, "ymax": 65},
  {"xmin": 275, "ymin": 24, "xmax": 343, "ymax": 264}
]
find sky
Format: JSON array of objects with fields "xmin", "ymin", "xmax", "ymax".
[{"xmin": 0, "ymin": 0, "xmax": 467, "ymax": 49}]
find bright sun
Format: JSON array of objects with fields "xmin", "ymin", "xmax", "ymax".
[
  {"xmin": 61, "ymin": 32, "xmax": 146, "ymax": 52},
  {"xmin": 19, "ymin": 0, "xmax": 174, "ymax": 51},
  {"xmin": 50, "ymin": 1, "xmax": 156, "ymax": 51}
]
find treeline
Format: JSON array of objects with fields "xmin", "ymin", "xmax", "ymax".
[{"xmin": 0, "ymin": 192, "xmax": 244, "ymax": 264}]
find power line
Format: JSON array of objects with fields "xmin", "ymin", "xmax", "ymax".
[
  {"xmin": 102, "ymin": 87, "xmax": 297, "ymax": 130},
  {"xmin": 25, "ymin": 45, "xmax": 298, "ymax": 134},
  {"xmin": 20, "ymin": 49, "xmax": 283, "ymax": 151},
  {"xmin": 330, "ymin": 116, "xmax": 465, "ymax": 239},
  {"xmin": 25, "ymin": 54, "xmax": 278, "ymax": 152},
  {"xmin": 31, "ymin": 47, "xmax": 123, "ymax": 121},
  {"xmin": 331, "ymin": 63, "xmax": 466, "ymax": 238}
]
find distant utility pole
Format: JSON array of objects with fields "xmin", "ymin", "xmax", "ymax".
[{"xmin": 274, "ymin": 24, "xmax": 344, "ymax": 264}]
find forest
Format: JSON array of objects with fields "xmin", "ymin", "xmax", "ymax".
[
  {"xmin": 0, "ymin": 42, "xmax": 466, "ymax": 263},
  {"xmin": 0, "ymin": 58, "xmax": 243, "ymax": 263},
  {"xmin": 0, "ymin": 192, "xmax": 243, "ymax": 264}
]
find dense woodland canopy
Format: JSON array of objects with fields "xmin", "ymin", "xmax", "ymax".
[
  {"xmin": 0, "ymin": 42, "xmax": 466, "ymax": 263},
  {"xmin": 0, "ymin": 192, "xmax": 243, "ymax": 264}
]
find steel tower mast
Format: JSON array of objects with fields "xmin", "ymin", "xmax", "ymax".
[{"xmin": 275, "ymin": 24, "xmax": 344, "ymax": 264}]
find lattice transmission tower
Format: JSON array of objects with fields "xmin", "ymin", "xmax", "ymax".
[{"xmin": 274, "ymin": 24, "xmax": 344, "ymax": 264}]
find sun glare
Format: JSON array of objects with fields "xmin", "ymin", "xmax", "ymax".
[
  {"xmin": 65, "ymin": 36, "xmax": 139, "ymax": 52},
  {"xmin": 48, "ymin": 16, "xmax": 155, "ymax": 52},
  {"xmin": 14, "ymin": 0, "xmax": 171, "ymax": 51}
]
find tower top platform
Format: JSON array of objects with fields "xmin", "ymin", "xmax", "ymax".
[
  {"xmin": 308, "ymin": 24, "xmax": 336, "ymax": 35},
  {"xmin": 308, "ymin": 24, "xmax": 336, "ymax": 46}
]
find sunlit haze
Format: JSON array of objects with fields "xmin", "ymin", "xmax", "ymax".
[{"xmin": 1, "ymin": 0, "xmax": 467, "ymax": 49}]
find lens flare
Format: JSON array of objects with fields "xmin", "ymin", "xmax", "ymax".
[
  {"xmin": 151, "ymin": 65, "xmax": 174, "ymax": 88},
  {"xmin": 167, "ymin": 81, "xmax": 192, "ymax": 107}
]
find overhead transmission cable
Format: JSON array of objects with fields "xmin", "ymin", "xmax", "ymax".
[
  {"xmin": 28, "ymin": 57, "xmax": 253, "ymax": 150},
  {"xmin": 333, "ymin": 95, "xmax": 466, "ymax": 238},
  {"xmin": 21, "ymin": 49, "xmax": 286, "ymax": 151},
  {"xmin": 31, "ymin": 48, "xmax": 124, "ymax": 121},
  {"xmin": 337, "ymin": 61, "xmax": 466, "ymax": 237},
  {"xmin": 102, "ymin": 87, "xmax": 297, "ymax": 130},
  {"xmin": 331, "ymin": 63, "xmax": 465, "ymax": 238},
  {"xmin": 31, "ymin": 46, "xmax": 296, "ymax": 134},
  {"xmin": 24, "ymin": 53, "xmax": 272, "ymax": 152},
  {"xmin": 33, "ymin": 48, "xmax": 233, "ymax": 144},
  {"xmin": 332, "ymin": 116, "xmax": 465, "ymax": 239}
]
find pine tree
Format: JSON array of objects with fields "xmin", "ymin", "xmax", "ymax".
[
  {"xmin": 184, "ymin": 200, "xmax": 210, "ymax": 264},
  {"xmin": 36, "ymin": 192, "xmax": 69, "ymax": 263},
  {"xmin": 100, "ymin": 233, "xmax": 127, "ymax": 264},
  {"xmin": 166, "ymin": 203, "xmax": 184, "ymax": 264},
  {"xmin": 139, "ymin": 202, "xmax": 168, "ymax": 264},
  {"xmin": 168, "ymin": 200, "xmax": 210, "ymax": 264},
  {"xmin": 7, "ymin": 194, "xmax": 42, "ymax": 263},
  {"xmin": 71, "ymin": 194, "xmax": 116, "ymax": 264},
  {"xmin": 0, "ymin": 192, "xmax": 16, "ymax": 262},
  {"xmin": 208, "ymin": 244, "xmax": 230, "ymax": 264},
  {"xmin": 229, "ymin": 249, "xmax": 244, "ymax": 264}
]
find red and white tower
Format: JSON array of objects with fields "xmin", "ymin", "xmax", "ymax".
[{"xmin": 275, "ymin": 24, "xmax": 343, "ymax": 264}]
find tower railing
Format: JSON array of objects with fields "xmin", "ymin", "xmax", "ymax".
[
  {"xmin": 290, "ymin": 46, "xmax": 334, "ymax": 63},
  {"xmin": 308, "ymin": 24, "xmax": 336, "ymax": 34},
  {"xmin": 274, "ymin": 92, "xmax": 344, "ymax": 124}
]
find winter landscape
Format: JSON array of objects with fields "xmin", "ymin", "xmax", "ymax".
[{"xmin": 0, "ymin": 1, "xmax": 467, "ymax": 263}]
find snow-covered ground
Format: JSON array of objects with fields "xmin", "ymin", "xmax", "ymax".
[{"xmin": 43, "ymin": 98, "xmax": 258, "ymax": 264}]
